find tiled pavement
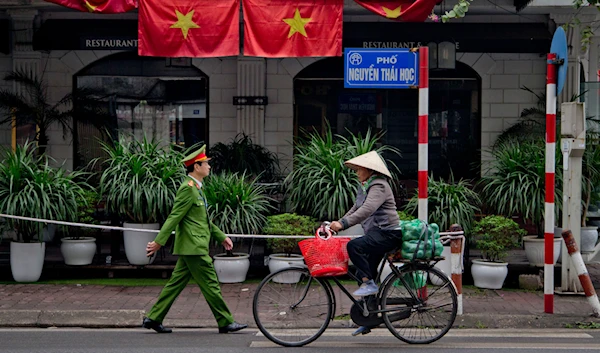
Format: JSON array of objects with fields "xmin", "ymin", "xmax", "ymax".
[{"xmin": 1, "ymin": 265, "xmax": 600, "ymax": 329}]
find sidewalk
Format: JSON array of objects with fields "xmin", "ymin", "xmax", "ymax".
[{"xmin": 1, "ymin": 275, "xmax": 600, "ymax": 330}]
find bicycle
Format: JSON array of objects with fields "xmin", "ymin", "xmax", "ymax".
[{"xmin": 252, "ymin": 222, "xmax": 458, "ymax": 347}]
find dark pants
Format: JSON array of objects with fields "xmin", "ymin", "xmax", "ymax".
[{"xmin": 347, "ymin": 228, "xmax": 402, "ymax": 282}]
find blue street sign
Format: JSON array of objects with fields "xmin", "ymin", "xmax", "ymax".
[{"xmin": 344, "ymin": 48, "xmax": 419, "ymax": 89}]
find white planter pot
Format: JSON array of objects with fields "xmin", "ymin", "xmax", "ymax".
[
  {"xmin": 10, "ymin": 242, "xmax": 45, "ymax": 282},
  {"xmin": 471, "ymin": 259, "xmax": 508, "ymax": 290},
  {"xmin": 581, "ymin": 226, "xmax": 599, "ymax": 253},
  {"xmin": 523, "ymin": 235, "xmax": 562, "ymax": 267},
  {"xmin": 268, "ymin": 254, "xmax": 305, "ymax": 283},
  {"xmin": 213, "ymin": 253, "xmax": 250, "ymax": 283},
  {"xmin": 32, "ymin": 224, "xmax": 56, "ymax": 242},
  {"xmin": 431, "ymin": 246, "xmax": 453, "ymax": 285},
  {"xmin": 555, "ymin": 227, "xmax": 563, "ymax": 263},
  {"xmin": 61, "ymin": 237, "xmax": 97, "ymax": 266},
  {"xmin": 123, "ymin": 222, "xmax": 159, "ymax": 265}
]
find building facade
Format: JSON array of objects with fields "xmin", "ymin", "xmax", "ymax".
[{"xmin": 0, "ymin": 0, "xmax": 597, "ymax": 179}]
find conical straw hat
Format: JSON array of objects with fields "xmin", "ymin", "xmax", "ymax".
[{"xmin": 344, "ymin": 151, "xmax": 392, "ymax": 178}]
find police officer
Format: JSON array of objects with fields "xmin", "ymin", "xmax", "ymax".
[{"xmin": 142, "ymin": 145, "xmax": 247, "ymax": 334}]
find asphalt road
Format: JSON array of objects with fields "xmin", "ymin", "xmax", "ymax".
[{"xmin": 1, "ymin": 328, "xmax": 599, "ymax": 353}]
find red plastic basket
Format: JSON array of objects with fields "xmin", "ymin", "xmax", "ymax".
[{"xmin": 299, "ymin": 228, "xmax": 351, "ymax": 277}]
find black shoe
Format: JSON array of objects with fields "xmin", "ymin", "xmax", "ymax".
[
  {"xmin": 142, "ymin": 317, "xmax": 172, "ymax": 333},
  {"xmin": 218, "ymin": 321, "xmax": 248, "ymax": 334}
]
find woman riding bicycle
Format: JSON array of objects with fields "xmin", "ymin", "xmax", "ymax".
[{"xmin": 329, "ymin": 150, "xmax": 402, "ymax": 337}]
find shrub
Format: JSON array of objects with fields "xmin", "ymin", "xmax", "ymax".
[
  {"xmin": 263, "ymin": 213, "xmax": 319, "ymax": 256},
  {"xmin": 473, "ymin": 215, "xmax": 526, "ymax": 262}
]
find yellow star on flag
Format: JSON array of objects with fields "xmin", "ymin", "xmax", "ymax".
[
  {"xmin": 84, "ymin": 0, "xmax": 97, "ymax": 12},
  {"xmin": 170, "ymin": 10, "xmax": 200, "ymax": 40},
  {"xmin": 382, "ymin": 6, "xmax": 402, "ymax": 19},
  {"xmin": 283, "ymin": 8, "xmax": 312, "ymax": 38}
]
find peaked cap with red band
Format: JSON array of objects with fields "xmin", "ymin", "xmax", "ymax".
[{"xmin": 182, "ymin": 145, "xmax": 211, "ymax": 167}]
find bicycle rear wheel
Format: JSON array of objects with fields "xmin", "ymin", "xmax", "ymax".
[
  {"xmin": 380, "ymin": 264, "xmax": 457, "ymax": 344},
  {"xmin": 252, "ymin": 267, "xmax": 332, "ymax": 347}
]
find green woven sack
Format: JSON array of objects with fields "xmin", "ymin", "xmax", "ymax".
[
  {"xmin": 399, "ymin": 219, "xmax": 443, "ymax": 259},
  {"xmin": 393, "ymin": 271, "xmax": 427, "ymax": 289}
]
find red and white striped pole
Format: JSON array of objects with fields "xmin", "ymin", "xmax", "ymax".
[
  {"xmin": 544, "ymin": 53, "xmax": 557, "ymax": 314},
  {"xmin": 418, "ymin": 46, "xmax": 429, "ymax": 222},
  {"xmin": 449, "ymin": 225, "xmax": 464, "ymax": 315},
  {"xmin": 561, "ymin": 230, "xmax": 600, "ymax": 317}
]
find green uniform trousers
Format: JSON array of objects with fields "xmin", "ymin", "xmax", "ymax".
[{"xmin": 146, "ymin": 254, "xmax": 234, "ymax": 328}]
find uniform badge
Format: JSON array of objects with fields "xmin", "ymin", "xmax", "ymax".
[{"xmin": 187, "ymin": 180, "xmax": 200, "ymax": 189}]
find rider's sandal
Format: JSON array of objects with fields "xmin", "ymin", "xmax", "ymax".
[{"xmin": 351, "ymin": 326, "xmax": 372, "ymax": 336}]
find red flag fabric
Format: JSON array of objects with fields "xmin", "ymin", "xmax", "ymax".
[
  {"xmin": 138, "ymin": 0, "xmax": 239, "ymax": 58},
  {"xmin": 354, "ymin": 0, "xmax": 439, "ymax": 22},
  {"xmin": 243, "ymin": 0, "xmax": 343, "ymax": 58},
  {"xmin": 44, "ymin": 0, "xmax": 136, "ymax": 13}
]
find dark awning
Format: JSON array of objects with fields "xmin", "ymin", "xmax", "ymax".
[
  {"xmin": 0, "ymin": 19, "xmax": 10, "ymax": 54},
  {"xmin": 33, "ymin": 19, "xmax": 138, "ymax": 51},
  {"xmin": 343, "ymin": 22, "xmax": 552, "ymax": 53}
]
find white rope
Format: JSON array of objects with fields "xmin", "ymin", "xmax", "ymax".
[
  {"xmin": 0, "ymin": 213, "xmax": 464, "ymax": 239},
  {"xmin": 440, "ymin": 234, "xmax": 467, "ymax": 271}
]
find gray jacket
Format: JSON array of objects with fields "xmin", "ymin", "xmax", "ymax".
[{"xmin": 339, "ymin": 177, "xmax": 399, "ymax": 234}]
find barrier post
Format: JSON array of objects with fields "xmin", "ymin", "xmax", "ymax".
[
  {"xmin": 561, "ymin": 229, "xmax": 600, "ymax": 317},
  {"xmin": 449, "ymin": 224, "xmax": 464, "ymax": 315}
]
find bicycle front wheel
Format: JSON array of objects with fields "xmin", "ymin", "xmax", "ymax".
[
  {"xmin": 381, "ymin": 264, "xmax": 457, "ymax": 344},
  {"xmin": 252, "ymin": 267, "xmax": 332, "ymax": 347}
]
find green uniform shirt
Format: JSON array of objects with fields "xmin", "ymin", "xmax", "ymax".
[{"xmin": 154, "ymin": 176, "xmax": 226, "ymax": 255}]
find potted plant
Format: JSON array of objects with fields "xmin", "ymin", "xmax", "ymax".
[
  {"xmin": 60, "ymin": 189, "xmax": 101, "ymax": 266},
  {"xmin": 0, "ymin": 142, "xmax": 88, "ymax": 282},
  {"xmin": 285, "ymin": 125, "xmax": 400, "ymax": 223},
  {"xmin": 203, "ymin": 171, "xmax": 273, "ymax": 283},
  {"xmin": 264, "ymin": 213, "xmax": 318, "ymax": 283},
  {"xmin": 97, "ymin": 136, "xmax": 186, "ymax": 265},
  {"xmin": 471, "ymin": 215, "xmax": 526, "ymax": 289},
  {"xmin": 480, "ymin": 139, "xmax": 563, "ymax": 266}
]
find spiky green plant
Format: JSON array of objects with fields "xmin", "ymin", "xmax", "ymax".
[
  {"xmin": 406, "ymin": 174, "xmax": 481, "ymax": 234},
  {"xmin": 203, "ymin": 172, "xmax": 273, "ymax": 235},
  {"xmin": 209, "ymin": 133, "xmax": 280, "ymax": 182},
  {"xmin": 97, "ymin": 136, "xmax": 187, "ymax": 224},
  {"xmin": 0, "ymin": 141, "xmax": 89, "ymax": 242},
  {"xmin": 480, "ymin": 139, "xmax": 562, "ymax": 237},
  {"xmin": 286, "ymin": 126, "xmax": 400, "ymax": 220},
  {"xmin": 263, "ymin": 213, "xmax": 318, "ymax": 256}
]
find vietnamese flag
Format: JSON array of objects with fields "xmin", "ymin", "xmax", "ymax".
[
  {"xmin": 44, "ymin": 0, "xmax": 136, "ymax": 13},
  {"xmin": 354, "ymin": 0, "xmax": 439, "ymax": 22},
  {"xmin": 243, "ymin": 0, "xmax": 343, "ymax": 58},
  {"xmin": 138, "ymin": 0, "xmax": 239, "ymax": 58}
]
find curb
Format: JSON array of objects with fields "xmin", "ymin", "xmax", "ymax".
[{"xmin": 0, "ymin": 310, "xmax": 598, "ymax": 329}]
